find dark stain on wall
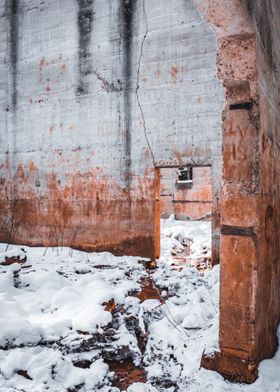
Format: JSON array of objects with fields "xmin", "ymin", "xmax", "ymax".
[
  {"xmin": 265, "ymin": 204, "xmax": 274, "ymax": 243},
  {"xmin": 76, "ymin": 0, "xmax": 95, "ymax": 96},
  {"xmin": 229, "ymin": 102, "xmax": 253, "ymax": 111},
  {"xmin": 248, "ymin": 0, "xmax": 280, "ymax": 73},
  {"xmin": 120, "ymin": 0, "xmax": 136, "ymax": 189},
  {"xmin": 221, "ymin": 225, "xmax": 255, "ymax": 237},
  {"xmin": 8, "ymin": 0, "xmax": 19, "ymax": 108}
]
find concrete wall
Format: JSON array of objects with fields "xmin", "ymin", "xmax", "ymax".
[
  {"xmin": 197, "ymin": 0, "xmax": 280, "ymax": 383},
  {"xmin": 0, "ymin": 0, "xmax": 223, "ymax": 258},
  {"xmin": 160, "ymin": 166, "xmax": 212, "ymax": 220},
  {"xmin": 250, "ymin": 0, "xmax": 280, "ymax": 372},
  {"xmin": 1, "ymin": 0, "xmax": 279, "ymax": 384}
]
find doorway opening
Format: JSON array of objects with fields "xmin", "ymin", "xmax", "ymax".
[{"xmin": 155, "ymin": 165, "xmax": 213, "ymax": 271}]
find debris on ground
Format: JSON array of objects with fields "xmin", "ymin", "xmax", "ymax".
[
  {"xmin": 0, "ymin": 248, "xmax": 27, "ymax": 266},
  {"xmin": 0, "ymin": 219, "xmax": 279, "ymax": 391}
]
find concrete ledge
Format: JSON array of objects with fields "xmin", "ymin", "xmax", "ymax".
[{"xmin": 200, "ymin": 351, "xmax": 258, "ymax": 384}]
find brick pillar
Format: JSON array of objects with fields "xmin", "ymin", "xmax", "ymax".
[
  {"xmin": 194, "ymin": 1, "xmax": 264, "ymax": 382},
  {"xmin": 217, "ymin": 79, "xmax": 260, "ymax": 382},
  {"xmin": 202, "ymin": 76, "xmax": 261, "ymax": 385}
]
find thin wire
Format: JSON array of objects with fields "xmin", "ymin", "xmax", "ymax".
[
  {"xmin": 152, "ymin": 278, "xmax": 190, "ymax": 338},
  {"xmin": 158, "ymin": 308, "xmax": 187, "ymax": 336}
]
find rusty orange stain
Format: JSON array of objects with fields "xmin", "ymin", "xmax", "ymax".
[
  {"xmin": 0, "ymin": 167, "xmax": 156, "ymax": 258},
  {"xmin": 15, "ymin": 164, "xmax": 27, "ymax": 183},
  {"xmin": 172, "ymin": 148, "xmax": 184, "ymax": 162},
  {"xmin": 169, "ymin": 66, "xmax": 179, "ymax": 83},
  {"xmin": 154, "ymin": 70, "xmax": 160, "ymax": 77},
  {"xmin": 39, "ymin": 57, "xmax": 45, "ymax": 70},
  {"xmin": 27, "ymin": 161, "xmax": 38, "ymax": 172}
]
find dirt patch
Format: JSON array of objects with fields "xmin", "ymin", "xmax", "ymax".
[
  {"xmin": 130, "ymin": 275, "xmax": 164, "ymax": 303},
  {"xmin": 107, "ymin": 358, "xmax": 147, "ymax": 391}
]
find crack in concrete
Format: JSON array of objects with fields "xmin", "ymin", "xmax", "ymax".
[{"xmin": 135, "ymin": 0, "xmax": 156, "ymax": 166}]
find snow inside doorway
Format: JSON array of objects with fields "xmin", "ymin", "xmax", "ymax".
[
  {"xmin": 160, "ymin": 216, "xmax": 212, "ymax": 271},
  {"xmin": 157, "ymin": 165, "xmax": 213, "ymax": 271}
]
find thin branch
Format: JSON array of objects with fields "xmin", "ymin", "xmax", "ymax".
[
  {"xmin": 5, "ymin": 196, "xmax": 18, "ymax": 251},
  {"xmin": 152, "ymin": 278, "xmax": 190, "ymax": 338},
  {"xmin": 206, "ymin": 285, "xmax": 217, "ymax": 314}
]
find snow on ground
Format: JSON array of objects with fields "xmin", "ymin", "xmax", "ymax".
[{"xmin": 0, "ymin": 219, "xmax": 279, "ymax": 391}]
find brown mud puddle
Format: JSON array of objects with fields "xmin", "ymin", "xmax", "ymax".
[
  {"xmin": 107, "ymin": 358, "xmax": 147, "ymax": 391},
  {"xmin": 106, "ymin": 272, "xmax": 166, "ymax": 390},
  {"xmin": 130, "ymin": 275, "xmax": 165, "ymax": 304}
]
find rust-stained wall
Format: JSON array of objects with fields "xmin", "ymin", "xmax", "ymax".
[
  {"xmin": 250, "ymin": 0, "xmax": 280, "ymax": 372},
  {"xmin": 196, "ymin": 0, "xmax": 280, "ymax": 383},
  {"xmin": 1, "ymin": 0, "xmax": 279, "ymax": 385},
  {"xmin": 160, "ymin": 166, "xmax": 212, "ymax": 220},
  {"xmin": 0, "ymin": 0, "xmax": 223, "ymax": 258}
]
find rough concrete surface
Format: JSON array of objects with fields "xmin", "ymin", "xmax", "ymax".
[
  {"xmin": 1, "ymin": 0, "xmax": 280, "ymax": 384},
  {"xmin": 0, "ymin": 0, "xmax": 223, "ymax": 258}
]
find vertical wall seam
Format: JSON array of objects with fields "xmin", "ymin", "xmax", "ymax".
[
  {"xmin": 120, "ymin": 0, "xmax": 135, "ymax": 190},
  {"xmin": 9, "ymin": 0, "xmax": 19, "ymax": 109},
  {"xmin": 76, "ymin": 0, "xmax": 95, "ymax": 96}
]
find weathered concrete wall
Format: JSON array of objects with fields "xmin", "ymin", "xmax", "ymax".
[
  {"xmin": 160, "ymin": 166, "xmax": 212, "ymax": 220},
  {"xmin": 2, "ymin": 0, "xmax": 279, "ymax": 385},
  {"xmin": 0, "ymin": 0, "xmax": 223, "ymax": 258},
  {"xmin": 197, "ymin": 0, "xmax": 280, "ymax": 383},
  {"xmin": 250, "ymin": 0, "xmax": 280, "ymax": 372}
]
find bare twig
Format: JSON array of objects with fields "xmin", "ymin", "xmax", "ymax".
[
  {"xmin": 69, "ymin": 226, "xmax": 80, "ymax": 257},
  {"xmin": 5, "ymin": 195, "xmax": 19, "ymax": 251},
  {"xmin": 43, "ymin": 247, "xmax": 49, "ymax": 257},
  {"xmin": 206, "ymin": 285, "xmax": 217, "ymax": 314},
  {"xmin": 152, "ymin": 278, "xmax": 190, "ymax": 338}
]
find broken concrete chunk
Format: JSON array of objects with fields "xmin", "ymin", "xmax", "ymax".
[{"xmin": 1, "ymin": 248, "xmax": 27, "ymax": 266}]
